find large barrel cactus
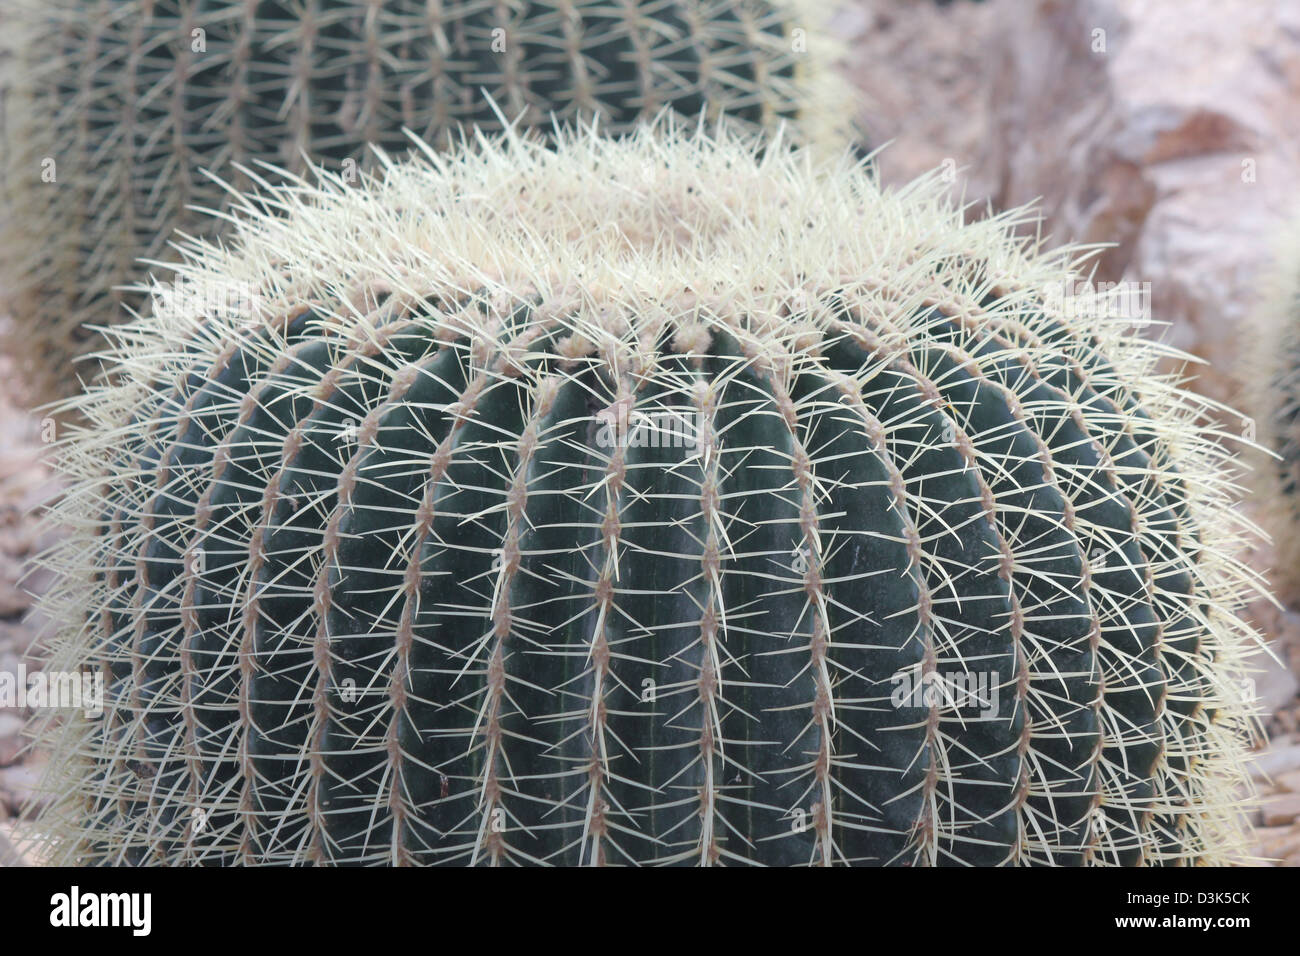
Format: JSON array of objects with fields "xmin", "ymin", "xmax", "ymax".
[
  {"xmin": 0, "ymin": 0, "xmax": 849, "ymax": 406},
  {"xmin": 30, "ymin": 124, "xmax": 1261, "ymax": 866}
]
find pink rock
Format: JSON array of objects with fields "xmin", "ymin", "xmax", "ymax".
[
  {"xmin": 1263, "ymin": 792, "xmax": 1300, "ymax": 827},
  {"xmin": 0, "ymin": 761, "xmax": 44, "ymax": 815},
  {"xmin": 1255, "ymin": 824, "xmax": 1300, "ymax": 863},
  {"xmin": 1250, "ymin": 740, "xmax": 1300, "ymax": 781},
  {"xmin": 1243, "ymin": 643, "xmax": 1300, "ymax": 716},
  {"xmin": 840, "ymin": 0, "xmax": 999, "ymax": 195},
  {"xmin": 979, "ymin": 0, "xmax": 1300, "ymax": 406}
]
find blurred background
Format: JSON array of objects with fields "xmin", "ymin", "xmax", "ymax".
[{"xmin": 2, "ymin": 0, "xmax": 1299, "ymax": 865}]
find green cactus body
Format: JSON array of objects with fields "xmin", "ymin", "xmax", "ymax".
[
  {"xmin": 31, "ymin": 125, "xmax": 1260, "ymax": 866},
  {"xmin": 0, "ymin": 0, "xmax": 851, "ymax": 406}
]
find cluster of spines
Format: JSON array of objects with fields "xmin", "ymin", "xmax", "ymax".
[{"xmin": 28, "ymin": 126, "xmax": 1261, "ymax": 866}]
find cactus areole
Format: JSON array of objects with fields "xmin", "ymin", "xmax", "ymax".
[{"xmin": 32, "ymin": 125, "xmax": 1261, "ymax": 866}]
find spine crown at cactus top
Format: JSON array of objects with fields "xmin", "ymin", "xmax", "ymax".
[
  {"xmin": 0, "ymin": 0, "xmax": 850, "ymax": 406},
  {"xmin": 31, "ymin": 123, "xmax": 1261, "ymax": 866}
]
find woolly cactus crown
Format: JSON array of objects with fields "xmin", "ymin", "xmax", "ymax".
[
  {"xmin": 0, "ymin": 0, "xmax": 850, "ymax": 405},
  {"xmin": 32, "ymin": 122, "xmax": 1261, "ymax": 866}
]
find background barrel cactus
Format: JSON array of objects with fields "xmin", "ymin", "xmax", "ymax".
[
  {"xmin": 29, "ymin": 123, "xmax": 1262, "ymax": 866},
  {"xmin": 0, "ymin": 0, "xmax": 850, "ymax": 407},
  {"xmin": 1240, "ymin": 219, "xmax": 1300, "ymax": 606}
]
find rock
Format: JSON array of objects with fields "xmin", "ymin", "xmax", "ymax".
[
  {"xmin": 980, "ymin": 0, "xmax": 1300, "ymax": 406},
  {"xmin": 0, "ymin": 621, "xmax": 36, "ymax": 657},
  {"xmin": 0, "ymin": 712, "xmax": 23, "ymax": 766},
  {"xmin": 1276, "ymin": 770, "xmax": 1300, "ymax": 793},
  {"xmin": 1249, "ymin": 740, "xmax": 1300, "ymax": 781},
  {"xmin": 1244, "ymin": 644, "xmax": 1300, "ymax": 717},
  {"xmin": 0, "ymin": 761, "xmax": 43, "ymax": 816},
  {"xmin": 0, "ymin": 820, "xmax": 45, "ymax": 867},
  {"xmin": 0, "ymin": 823, "xmax": 27, "ymax": 867},
  {"xmin": 0, "ymin": 738, "xmax": 21, "ymax": 768},
  {"xmin": 1263, "ymin": 792, "xmax": 1300, "ymax": 827},
  {"xmin": 1277, "ymin": 611, "xmax": 1300, "ymax": 658},
  {"xmin": 17, "ymin": 477, "xmax": 59, "ymax": 517},
  {"xmin": 1256, "ymin": 824, "xmax": 1300, "ymax": 862},
  {"xmin": 838, "ymin": 0, "xmax": 999, "ymax": 196},
  {"xmin": 0, "ymin": 581, "xmax": 28, "ymax": 619}
]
